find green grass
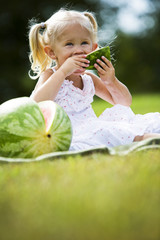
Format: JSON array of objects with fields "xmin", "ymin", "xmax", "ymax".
[
  {"xmin": 0, "ymin": 94, "xmax": 160, "ymax": 240},
  {"xmin": 92, "ymin": 93, "xmax": 160, "ymax": 116}
]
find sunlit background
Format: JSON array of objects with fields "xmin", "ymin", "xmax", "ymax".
[{"xmin": 0, "ymin": 0, "xmax": 160, "ymax": 103}]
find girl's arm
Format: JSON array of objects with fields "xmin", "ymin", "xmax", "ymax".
[
  {"xmin": 30, "ymin": 54, "xmax": 90, "ymax": 102},
  {"xmin": 87, "ymin": 57, "xmax": 132, "ymax": 106},
  {"xmin": 30, "ymin": 68, "xmax": 66, "ymax": 102}
]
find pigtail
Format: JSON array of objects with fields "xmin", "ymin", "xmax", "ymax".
[
  {"xmin": 28, "ymin": 22, "xmax": 52, "ymax": 79},
  {"xmin": 83, "ymin": 12, "xmax": 97, "ymax": 33}
]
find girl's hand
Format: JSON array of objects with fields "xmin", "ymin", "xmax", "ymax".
[
  {"xmin": 59, "ymin": 55, "xmax": 90, "ymax": 77},
  {"xmin": 94, "ymin": 56, "xmax": 115, "ymax": 84}
]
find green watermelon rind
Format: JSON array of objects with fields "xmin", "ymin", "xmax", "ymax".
[
  {"xmin": 0, "ymin": 97, "xmax": 72, "ymax": 158},
  {"xmin": 86, "ymin": 46, "xmax": 111, "ymax": 70},
  {"xmin": 0, "ymin": 97, "xmax": 46, "ymax": 158},
  {"xmin": 49, "ymin": 104, "xmax": 72, "ymax": 151},
  {"xmin": 38, "ymin": 101, "xmax": 72, "ymax": 152}
]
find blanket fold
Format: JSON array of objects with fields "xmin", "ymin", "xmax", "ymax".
[{"xmin": 0, "ymin": 137, "xmax": 160, "ymax": 163}]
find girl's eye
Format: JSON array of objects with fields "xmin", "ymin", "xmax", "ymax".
[
  {"xmin": 82, "ymin": 41, "xmax": 88, "ymax": 45},
  {"xmin": 66, "ymin": 42, "xmax": 73, "ymax": 46}
]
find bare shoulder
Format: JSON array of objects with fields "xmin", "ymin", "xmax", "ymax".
[
  {"xmin": 34, "ymin": 68, "xmax": 54, "ymax": 91},
  {"xmin": 85, "ymin": 71, "xmax": 114, "ymax": 104},
  {"xmin": 85, "ymin": 71, "xmax": 103, "ymax": 87},
  {"xmin": 40, "ymin": 68, "xmax": 54, "ymax": 83}
]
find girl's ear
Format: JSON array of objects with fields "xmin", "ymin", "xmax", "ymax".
[
  {"xmin": 44, "ymin": 46, "xmax": 56, "ymax": 59},
  {"xmin": 92, "ymin": 43, "xmax": 98, "ymax": 51}
]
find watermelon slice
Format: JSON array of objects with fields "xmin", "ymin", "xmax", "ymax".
[{"xmin": 86, "ymin": 46, "xmax": 111, "ymax": 70}]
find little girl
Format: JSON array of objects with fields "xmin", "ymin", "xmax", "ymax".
[{"xmin": 29, "ymin": 9, "xmax": 160, "ymax": 150}]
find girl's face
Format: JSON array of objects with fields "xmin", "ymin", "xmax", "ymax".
[{"xmin": 51, "ymin": 23, "xmax": 97, "ymax": 68}]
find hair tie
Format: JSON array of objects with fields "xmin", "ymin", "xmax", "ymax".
[{"xmin": 40, "ymin": 22, "xmax": 46, "ymax": 29}]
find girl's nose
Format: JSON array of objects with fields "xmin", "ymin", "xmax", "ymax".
[{"xmin": 73, "ymin": 46, "xmax": 84, "ymax": 55}]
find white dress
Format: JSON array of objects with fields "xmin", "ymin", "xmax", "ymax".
[{"xmin": 53, "ymin": 70, "xmax": 160, "ymax": 150}]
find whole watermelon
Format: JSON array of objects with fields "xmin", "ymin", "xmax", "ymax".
[
  {"xmin": 0, "ymin": 97, "xmax": 72, "ymax": 158},
  {"xmin": 86, "ymin": 46, "xmax": 111, "ymax": 70}
]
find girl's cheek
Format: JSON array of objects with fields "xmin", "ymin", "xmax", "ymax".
[{"xmin": 85, "ymin": 47, "xmax": 92, "ymax": 54}]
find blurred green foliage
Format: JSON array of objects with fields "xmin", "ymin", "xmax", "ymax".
[
  {"xmin": 115, "ymin": 29, "xmax": 160, "ymax": 95},
  {"xmin": 0, "ymin": 0, "xmax": 160, "ymax": 103}
]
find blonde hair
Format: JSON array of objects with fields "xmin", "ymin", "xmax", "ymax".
[{"xmin": 28, "ymin": 9, "xmax": 98, "ymax": 79}]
